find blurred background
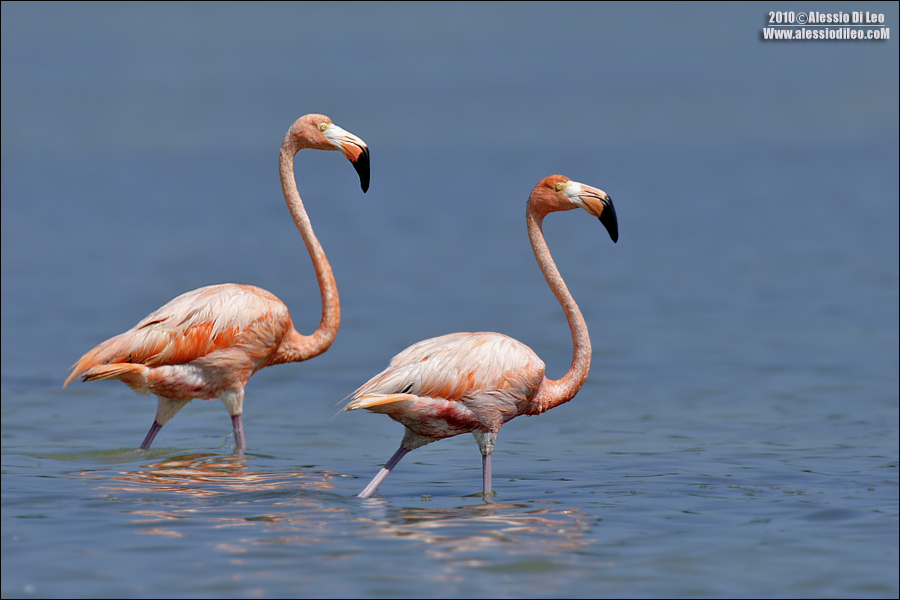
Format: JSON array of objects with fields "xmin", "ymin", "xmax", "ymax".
[{"xmin": 2, "ymin": 2, "xmax": 898, "ymax": 598}]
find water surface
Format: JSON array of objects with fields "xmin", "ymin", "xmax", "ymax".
[{"xmin": 2, "ymin": 2, "xmax": 898, "ymax": 598}]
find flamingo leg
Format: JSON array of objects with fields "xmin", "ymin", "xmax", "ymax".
[
  {"xmin": 358, "ymin": 445, "xmax": 410, "ymax": 498},
  {"xmin": 139, "ymin": 421, "xmax": 163, "ymax": 450},
  {"xmin": 482, "ymin": 452, "xmax": 493, "ymax": 500},
  {"xmin": 472, "ymin": 430, "xmax": 497, "ymax": 499},
  {"xmin": 231, "ymin": 414, "xmax": 246, "ymax": 450},
  {"xmin": 141, "ymin": 397, "xmax": 190, "ymax": 449}
]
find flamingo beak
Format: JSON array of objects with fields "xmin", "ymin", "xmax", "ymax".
[
  {"xmin": 341, "ymin": 138, "xmax": 370, "ymax": 193},
  {"xmin": 578, "ymin": 187, "xmax": 618, "ymax": 243},
  {"xmin": 326, "ymin": 125, "xmax": 370, "ymax": 192}
]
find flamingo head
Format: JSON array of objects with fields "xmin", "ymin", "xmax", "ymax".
[
  {"xmin": 533, "ymin": 175, "xmax": 618, "ymax": 242},
  {"xmin": 288, "ymin": 114, "xmax": 370, "ymax": 192}
]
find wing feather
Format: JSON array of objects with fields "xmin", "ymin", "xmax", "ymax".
[
  {"xmin": 354, "ymin": 332, "xmax": 543, "ymax": 399},
  {"xmin": 346, "ymin": 332, "xmax": 545, "ymax": 428},
  {"xmin": 65, "ymin": 284, "xmax": 290, "ymax": 386}
]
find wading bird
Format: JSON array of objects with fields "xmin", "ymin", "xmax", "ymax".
[
  {"xmin": 344, "ymin": 174, "xmax": 617, "ymax": 498},
  {"xmin": 64, "ymin": 114, "xmax": 369, "ymax": 450}
]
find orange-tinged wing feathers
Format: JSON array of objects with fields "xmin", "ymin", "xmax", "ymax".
[
  {"xmin": 64, "ymin": 284, "xmax": 289, "ymax": 387},
  {"xmin": 346, "ymin": 332, "xmax": 546, "ymax": 434},
  {"xmin": 351, "ymin": 332, "xmax": 544, "ymax": 402}
]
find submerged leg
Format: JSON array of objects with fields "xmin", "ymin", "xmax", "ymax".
[
  {"xmin": 140, "ymin": 397, "xmax": 190, "ymax": 450},
  {"xmin": 231, "ymin": 414, "xmax": 246, "ymax": 451},
  {"xmin": 482, "ymin": 452, "xmax": 493, "ymax": 500},
  {"xmin": 220, "ymin": 390, "xmax": 246, "ymax": 450},
  {"xmin": 140, "ymin": 421, "xmax": 163, "ymax": 450},
  {"xmin": 473, "ymin": 430, "xmax": 498, "ymax": 500},
  {"xmin": 358, "ymin": 445, "xmax": 410, "ymax": 498}
]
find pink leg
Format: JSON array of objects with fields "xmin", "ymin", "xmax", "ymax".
[
  {"xmin": 358, "ymin": 445, "xmax": 410, "ymax": 498},
  {"xmin": 231, "ymin": 414, "xmax": 246, "ymax": 450},
  {"xmin": 140, "ymin": 421, "xmax": 162, "ymax": 450}
]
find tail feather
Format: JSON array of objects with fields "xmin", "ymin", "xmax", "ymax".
[
  {"xmin": 63, "ymin": 329, "xmax": 163, "ymax": 387},
  {"xmin": 344, "ymin": 393, "xmax": 418, "ymax": 412},
  {"xmin": 65, "ymin": 363, "xmax": 149, "ymax": 388}
]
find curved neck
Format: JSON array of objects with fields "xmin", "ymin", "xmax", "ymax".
[
  {"xmin": 278, "ymin": 143, "xmax": 340, "ymax": 360},
  {"xmin": 526, "ymin": 204, "xmax": 591, "ymax": 414}
]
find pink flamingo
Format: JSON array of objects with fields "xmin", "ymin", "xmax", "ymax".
[
  {"xmin": 344, "ymin": 174, "xmax": 618, "ymax": 498},
  {"xmin": 64, "ymin": 114, "xmax": 369, "ymax": 450}
]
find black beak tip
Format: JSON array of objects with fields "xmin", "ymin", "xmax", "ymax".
[
  {"xmin": 599, "ymin": 197, "xmax": 618, "ymax": 243},
  {"xmin": 353, "ymin": 147, "xmax": 370, "ymax": 193},
  {"xmin": 604, "ymin": 221, "xmax": 618, "ymax": 243}
]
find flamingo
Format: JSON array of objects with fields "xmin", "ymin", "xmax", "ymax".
[
  {"xmin": 64, "ymin": 114, "xmax": 369, "ymax": 450},
  {"xmin": 344, "ymin": 174, "xmax": 618, "ymax": 498}
]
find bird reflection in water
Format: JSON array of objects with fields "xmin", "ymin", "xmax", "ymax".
[
  {"xmin": 79, "ymin": 452, "xmax": 338, "ymax": 498},
  {"xmin": 77, "ymin": 457, "xmax": 595, "ymax": 558},
  {"xmin": 78, "ymin": 453, "xmax": 343, "ymax": 541},
  {"xmin": 355, "ymin": 501, "xmax": 596, "ymax": 557}
]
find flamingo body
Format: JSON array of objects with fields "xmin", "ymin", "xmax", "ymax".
[
  {"xmin": 345, "ymin": 175, "xmax": 618, "ymax": 498},
  {"xmin": 65, "ymin": 284, "xmax": 300, "ymax": 401},
  {"xmin": 347, "ymin": 332, "xmax": 545, "ymax": 441},
  {"xmin": 65, "ymin": 114, "xmax": 369, "ymax": 450}
]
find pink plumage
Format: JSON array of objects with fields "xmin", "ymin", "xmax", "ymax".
[
  {"xmin": 65, "ymin": 114, "xmax": 370, "ymax": 450},
  {"xmin": 345, "ymin": 174, "xmax": 618, "ymax": 498}
]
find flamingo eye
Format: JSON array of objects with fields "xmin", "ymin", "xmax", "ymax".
[
  {"xmin": 555, "ymin": 182, "xmax": 565, "ymax": 192},
  {"xmin": 319, "ymin": 123, "xmax": 328, "ymax": 132}
]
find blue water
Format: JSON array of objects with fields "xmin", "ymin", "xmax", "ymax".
[{"xmin": 2, "ymin": 2, "xmax": 898, "ymax": 598}]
